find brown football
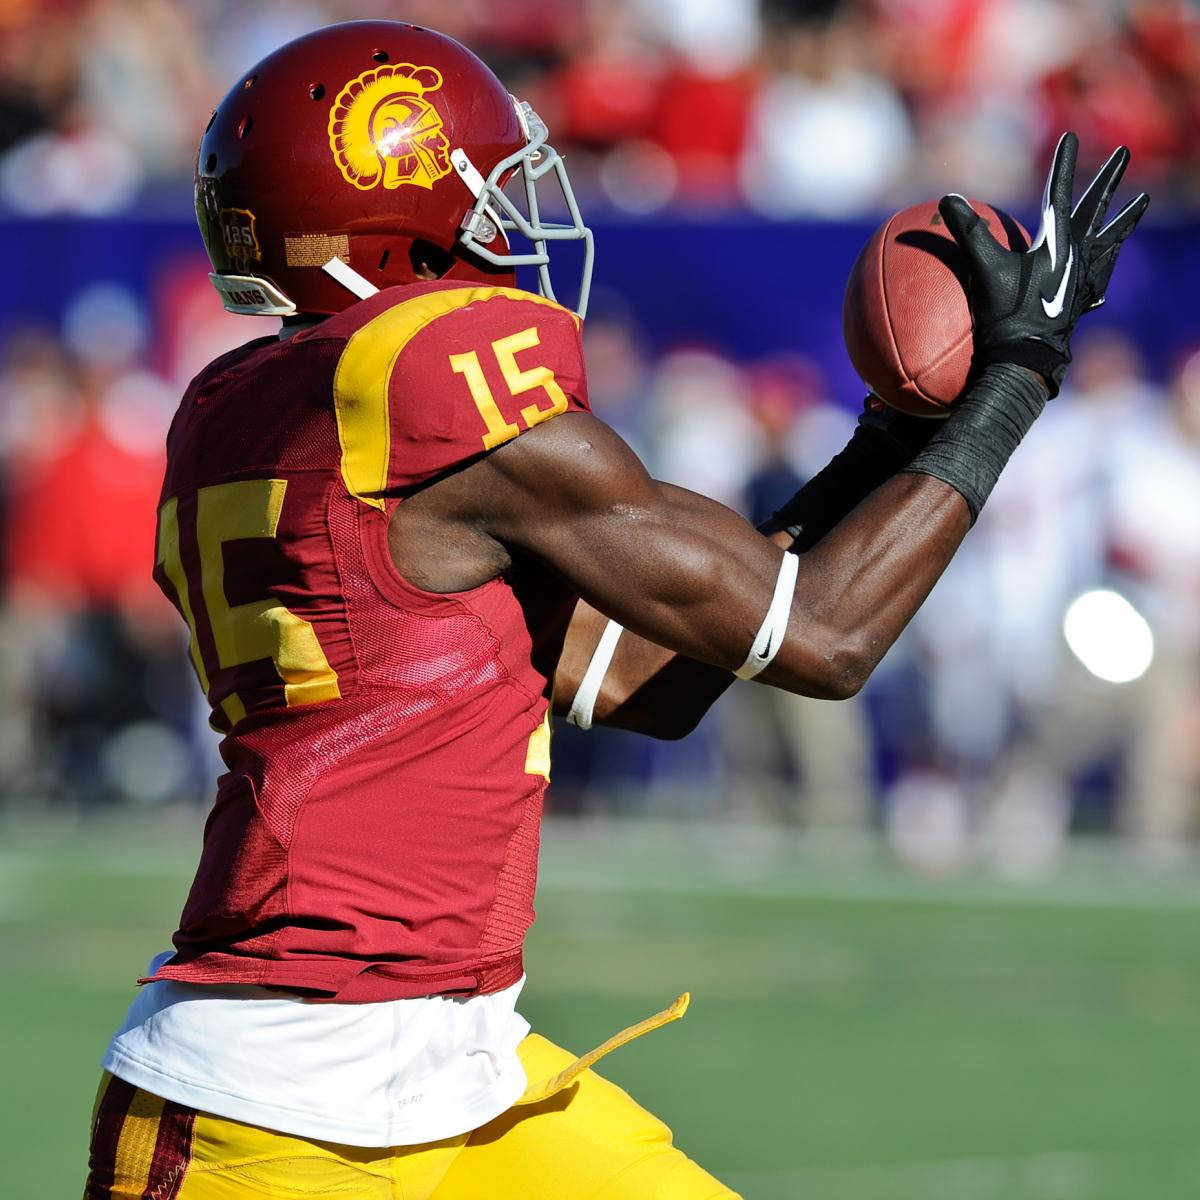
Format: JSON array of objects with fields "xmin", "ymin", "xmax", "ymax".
[{"xmin": 842, "ymin": 199, "xmax": 1029, "ymax": 416}]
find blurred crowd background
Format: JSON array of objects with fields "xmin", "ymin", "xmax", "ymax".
[
  {"xmin": 5, "ymin": 0, "xmax": 1200, "ymax": 213},
  {"xmin": 2, "ymin": 0, "xmax": 1200, "ymax": 876}
]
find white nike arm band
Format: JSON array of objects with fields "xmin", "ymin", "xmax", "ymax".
[
  {"xmin": 735, "ymin": 551, "xmax": 799, "ymax": 681},
  {"xmin": 565, "ymin": 619, "xmax": 624, "ymax": 730}
]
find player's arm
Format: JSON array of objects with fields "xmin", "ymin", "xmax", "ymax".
[
  {"xmin": 553, "ymin": 537, "xmax": 785, "ymax": 740},
  {"xmin": 552, "ymin": 400, "xmax": 943, "ymax": 738},
  {"xmin": 551, "ymin": 132, "xmax": 1149, "ymax": 736},
  {"xmin": 475, "ymin": 409, "xmax": 972, "ymax": 703}
]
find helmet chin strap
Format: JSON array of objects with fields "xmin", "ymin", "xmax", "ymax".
[{"xmin": 322, "ymin": 257, "xmax": 379, "ymax": 300}]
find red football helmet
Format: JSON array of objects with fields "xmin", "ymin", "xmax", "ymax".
[{"xmin": 196, "ymin": 21, "xmax": 593, "ymax": 318}]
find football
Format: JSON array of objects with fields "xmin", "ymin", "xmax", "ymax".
[{"xmin": 842, "ymin": 199, "xmax": 1029, "ymax": 416}]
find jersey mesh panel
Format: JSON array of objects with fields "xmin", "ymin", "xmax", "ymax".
[
  {"xmin": 478, "ymin": 787, "xmax": 543, "ymax": 955},
  {"xmin": 327, "ymin": 491, "xmax": 507, "ymax": 694},
  {"xmin": 239, "ymin": 499, "xmax": 508, "ymax": 847},
  {"xmin": 328, "ymin": 487, "xmax": 540, "ymax": 960},
  {"xmin": 174, "ymin": 774, "xmax": 287, "ymax": 966}
]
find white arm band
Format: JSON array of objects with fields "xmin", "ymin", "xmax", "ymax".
[
  {"xmin": 735, "ymin": 551, "xmax": 799, "ymax": 680},
  {"xmin": 565, "ymin": 619, "xmax": 624, "ymax": 730}
]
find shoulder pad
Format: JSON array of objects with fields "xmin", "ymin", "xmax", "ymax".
[{"xmin": 331, "ymin": 284, "xmax": 588, "ymax": 503}]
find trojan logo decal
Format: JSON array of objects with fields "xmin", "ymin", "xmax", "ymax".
[
  {"xmin": 220, "ymin": 207, "xmax": 262, "ymax": 266},
  {"xmin": 329, "ymin": 64, "xmax": 452, "ymax": 192}
]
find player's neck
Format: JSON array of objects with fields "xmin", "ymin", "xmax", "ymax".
[{"xmin": 279, "ymin": 314, "xmax": 326, "ymax": 341}]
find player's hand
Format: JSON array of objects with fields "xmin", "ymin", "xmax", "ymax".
[
  {"xmin": 938, "ymin": 132, "xmax": 1149, "ymax": 396},
  {"xmin": 860, "ymin": 394, "xmax": 946, "ymax": 447},
  {"xmin": 765, "ymin": 396, "xmax": 943, "ymax": 546}
]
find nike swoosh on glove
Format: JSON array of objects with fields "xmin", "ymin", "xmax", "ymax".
[{"xmin": 939, "ymin": 132, "xmax": 1149, "ymax": 396}]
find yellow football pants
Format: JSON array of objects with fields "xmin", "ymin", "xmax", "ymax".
[{"xmin": 84, "ymin": 1023, "xmax": 740, "ymax": 1198}]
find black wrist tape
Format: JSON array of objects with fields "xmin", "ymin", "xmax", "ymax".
[
  {"xmin": 978, "ymin": 341, "xmax": 1069, "ymax": 397},
  {"xmin": 903, "ymin": 362, "xmax": 1048, "ymax": 523}
]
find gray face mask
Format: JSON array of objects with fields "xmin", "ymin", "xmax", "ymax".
[{"xmin": 451, "ymin": 99, "xmax": 594, "ymax": 320}]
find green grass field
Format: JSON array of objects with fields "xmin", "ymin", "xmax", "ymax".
[{"xmin": 4, "ymin": 814, "xmax": 1200, "ymax": 1199}]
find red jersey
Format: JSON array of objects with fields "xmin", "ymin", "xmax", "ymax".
[{"xmin": 145, "ymin": 281, "xmax": 588, "ymax": 1002}]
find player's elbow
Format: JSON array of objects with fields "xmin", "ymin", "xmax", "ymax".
[
  {"xmin": 801, "ymin": 638, "xmax": 874, "ymax": 701},
  {"xmin": 818, "ymin": 661, "xmax": 868, "ymax": 701}
]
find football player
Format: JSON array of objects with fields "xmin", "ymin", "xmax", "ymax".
[{"xmin": 83, "ymin": 20, "xmax": 1147, "ymax": 1200}]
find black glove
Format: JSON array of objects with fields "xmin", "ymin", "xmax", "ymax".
[
  {"xmin": 939, "ymin": 132, "xmax": 1149, "ymax": 396},
  {"xmin": 766, "ymin": 397, "xmax": 941, "ymax": 548},
  {"xmin": 857, "ymin": 394, "xmax": 944, "ymax": 456}
]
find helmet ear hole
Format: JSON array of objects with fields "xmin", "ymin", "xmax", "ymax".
[
  {"xmin": 371, "ymin": 48, "xmax": 389, "ymax": 62},
  {"xmin": 204, "ymin": 152, "xmax": 218, "ymax": 173},
  {"xmin": 409, "ymin": 239, "xmax": 453, "ymax": 279}
]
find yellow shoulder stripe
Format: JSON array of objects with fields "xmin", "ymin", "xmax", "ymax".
[{"xmin": 333, "ymin": 286, "xmax": 577, "ymax": 509}]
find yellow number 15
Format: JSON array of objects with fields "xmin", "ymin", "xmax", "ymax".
[
  {"xmin": 157, "ymin": 478, "xmax": 340, "ymax": 727},
  {"xmin": 450, "ymin": 325, "xmax": 569, "ymax": 451}
]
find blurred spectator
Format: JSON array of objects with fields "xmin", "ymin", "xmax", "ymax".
[
  {"xmin": 580, "ymin": 296, "xmax": 655, "ymax": 460},
  {"xmin": 0, "ymin": 9, "xmax": 79, "ymax": 155},
  {"xmin": 647, "ymin": 348, "xmax": 762, "ymax": 509},
  {"xmin": 77, "ymin": 0, "xmax": 214, "ymax": 180},
  {"xmin": 5, "ymin": 283, "xmax": 166, "ymax": 607},
  {"xmin": 1038, "ymin": 0, "xmax": 1200, "ymax": 202},
  {"xmin": 984, "ymin": 332, "xmax": 1159, "ymax": 714},
  {"xmin": 727, "ymin": 359, "xmax": 873, "ymax": 828},
  {"xmin": 0, "ymin": 0, "xmax": 1184, "ymax": 216},
  {"xmin": 0, "ymin": 0, "xmax": 213, "ymax": 213},
  {"xmin": 868, "ymin": 333, "xmax": 1166, "ymax": 866},
  {"xmin": 741, "ymin": 11, "xmax": 913, "ymax": 215},
  {"xmin": 2, "ymin": 0, "xmax": 1200, "ymax": 869},
  {"xmin": 1109, "ymin": 348, "xmax": 1200, "ymax": 852},
  {"xmin": 741, "ymin": 360, "xmax": 810, "ymax": 526},
  {"xmin": 0, "ymin": 283, "xmax": 212, "ymax": 810},
  {"xmin": 544, "ymin": 3, "xmax": 660, "ymax": 153},
  {"xmin": 633, "ymin": 0, "xmax": 761, "ymax": 75},
  {"xmin": 206, "ymin": 0, "xmax": 335, "ymax": 83}
]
